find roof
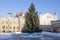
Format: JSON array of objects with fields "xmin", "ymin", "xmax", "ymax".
[{"xmin": 16, "ymin": 12, "xmax": 23, "ymax": 17}]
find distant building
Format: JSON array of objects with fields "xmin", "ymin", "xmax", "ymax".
[
  {"xmin": 51, "ymin": 20, "xmax": 60, "ymax": 32},
  {"xmin": 39, "ymin": 13, "xmax": 57, "ymax": 31}
]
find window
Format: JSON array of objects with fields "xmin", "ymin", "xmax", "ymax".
[
  {"xmin": 8, "ymin": 31, "xmax": 11, "ymax": 32},
  {"xmin": 2, "ymin": 30, "xmax": 5, "ymax": 33},
  {"xmin": 2, "ymin": 26, "xmax": 5, "ymax": 32},
  {"xmin": 13, "ymin": 27, "xmax": 15, "ymax": 29},
  {"xmin": 2, "ymin": 26, "xmax": 5, "ymax": 29}
]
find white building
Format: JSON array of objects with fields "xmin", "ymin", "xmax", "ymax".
[
  {"xmin": 39, "ymin": 13, "xmax": 57, "ymax": 31},
  {"xmin": 0, "ymin": 12, "xmax": 25, "ymax": 33}
]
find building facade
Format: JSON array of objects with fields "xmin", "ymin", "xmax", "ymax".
[
  {"xmin": 51, "ymin": 20, "xmax": 60, "ymax": 32},
  {"xmin": 0, "ymin": 12, "xmax": 57, "ymax": 33},
  {"xmin": 39, "ymin": 13, "xmax": 57, "ymax": 31},
  {"xmin": 0, "ymin": 12, "xmax": 25, "ymax": 33}
]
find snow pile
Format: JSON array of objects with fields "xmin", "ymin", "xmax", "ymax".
[
  {"xmin": 0, "ymin": 32, "xmax": 18, "ymax": 39},
  {"xmin": 0, "ymin": 32, "xmax": 22, "ymax": 35},
  {"xmin": 0, "ymin": 33, "xmax": 13, "ymax": 35},
  {"xmin": 15, "ymin": 32, "xmax": 21, "ymax": 34}
]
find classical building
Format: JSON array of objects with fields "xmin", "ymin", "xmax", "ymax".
[
  {"xmin": 39, "ymin": 13, "xmax": 57, "ymax": 31},
  {"xmin": 0, "ymin": 12, "xmax": 25, "ymax": 33},
  {"xmin": 0, "ymin": 12, "xmax": 57, "ymax": 33}
]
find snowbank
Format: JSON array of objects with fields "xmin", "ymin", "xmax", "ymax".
[
  {"xmin": 0, "ymin": 32, "xmax": 22, "ymax": 35},
  {"xmin": 0, "ymin": 32, "xmax": 22, "ymax": 39},
  {"xmin": 15, "ymin": 32, "xmax": 21, "ymax": 34},
  {"xmin": 0, "ymin": 32, "xmax": 15, "ymax": 35}
]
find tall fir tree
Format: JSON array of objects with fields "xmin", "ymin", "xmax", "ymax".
[{"xmin": 22, "ymin": 3, "xmax": 42, "ymax": 33}]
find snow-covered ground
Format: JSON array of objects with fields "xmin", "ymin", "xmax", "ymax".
[
  {"xmin": 41, "ymin": 32, "xmax": 60, "ymax": 37},
  {"xmin": 0, "ymin": 32, "xmax": 22, "ymax": 36},
  {"xmin": 0, "ymin": 32, "xmax": 60, "ymax": 40},
  {"xmin": 0, "ymin": 32, "xmax": 22, "ymax": 39},
  {"xmin": 0, "ymin": 32, "xmax": 60, "ymax": 35}
]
